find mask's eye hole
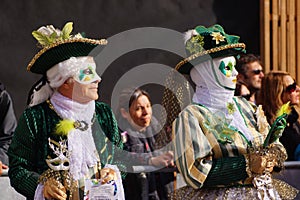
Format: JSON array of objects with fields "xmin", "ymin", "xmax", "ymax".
[
  {"xmin": 63, "ymin": 161, "xmax": 69, "ymax": 167},
  {"xmin": 225, "ymin": 65, "xmax": 230, "ymax": 70},
  {"xmin": 83, "ymin": 68, "xmax": 93, "ymax": 75}
]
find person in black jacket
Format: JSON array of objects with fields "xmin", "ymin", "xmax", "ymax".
[
  {"xmin": 0, "ymin": 81, "xmax": 17, "ymax": 175},
  {"xmin": 116, "ymin": 87, "xmax": 174, "ymax": 200},
  {"xmin": 280, "ymin": 106, "xmax": 300, "ymax": 161}
]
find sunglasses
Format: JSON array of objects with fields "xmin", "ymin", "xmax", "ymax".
[
  {"xmin": 285, "ymin": 82, "xmax": 297, "ymax": 93},
  {"xmin": 252, "ymin": 69, "xmax": 263, "ymax": 75}
]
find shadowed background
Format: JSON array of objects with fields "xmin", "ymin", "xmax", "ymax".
[{"xmin": 0, "ymin": 0, "xmax": 259, "ymax": 118}]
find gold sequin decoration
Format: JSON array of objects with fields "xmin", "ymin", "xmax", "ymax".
[
  {"xmin": 175, "ymin": 43, "xmax": 246, "ymax": 71},
  {"xmin": 39, "ymin": 168, "xmax": 78, "ymax": 200},
  {"xmin": 273, "ymin": 179, "xmax": 299, "ymax": 200},
  {"xmin": 27, "ymin": 38, "xmax": 108, "ymax": 72},
  {"xmin": 168, "ymin": 183, "xmax": 298, "ymax": 200}
]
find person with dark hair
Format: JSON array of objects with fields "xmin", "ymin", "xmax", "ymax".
[
  {"xmin": 8, "ymin": 22, "xmax": 125, "ymax": 200},
  {"xmin": 235, "ymin": 53, "xmax": 264, "ymax": 104},
  {"xmin": 257, "ymin": 71, "xmax": 300, "ymax": 161},
  {"xmin": 0, "ymin": 81, "xmax": 17, "ymax": 176},
  {"xmin": 168, "ymin": 24, "xmax": 298, "ymax": 199},
  {"xmin": 116, "ymin": 87, "xmax": 174, "ymax": 200},
  {"xmin": 234, "ymin": 81, "xmax": 251, "ymax": 100}
]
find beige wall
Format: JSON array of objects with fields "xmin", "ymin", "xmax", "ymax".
[{"xmin": 260, "ymin": 0, "xmax": 300, "ymax": 81}]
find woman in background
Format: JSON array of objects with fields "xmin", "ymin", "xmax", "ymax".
[
  {"xmin": 116, "ymin": 87, "xmax": 174, "ymax": 200},
  {"xmin": 257, "ymin": 71, "xmax": 300, "ymax": 161}
]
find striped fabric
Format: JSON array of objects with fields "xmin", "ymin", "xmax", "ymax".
[{"xmin": 172, "ymin": 96, "xmax": 285, "ymax": 189}]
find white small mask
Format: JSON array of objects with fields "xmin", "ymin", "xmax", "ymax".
[
  {"xmin": 46, "ymin": 138, "xmax": 70, "ymax": 171},
  {"xmin": 73, "ymin": 62, "xmax": 101, "ymax": 84}
]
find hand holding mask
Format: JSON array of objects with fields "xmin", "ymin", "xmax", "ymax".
[{"xmin": 43, "ymin": 177, "xmax": 67, "ymax": 200}]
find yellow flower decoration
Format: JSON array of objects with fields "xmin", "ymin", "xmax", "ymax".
[
  {"xmin": 211, "ymin": 32, "xmax": 225, "ymax": 45},
  {"xmin": 226, "ymin": 102, "xmax": 236, "ymax": 115},
  {"xmin": 276, "ymin": 101, "xmax": 291, "ymax": 118}
]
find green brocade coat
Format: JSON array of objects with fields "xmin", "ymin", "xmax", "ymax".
[{"xmin": 8, "ymin": 101, "xmax": 123, "ymax": 200}]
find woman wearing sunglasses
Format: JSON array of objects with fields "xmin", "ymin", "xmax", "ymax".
[{"xmin": 257, "ymin": 71, "xmax": 300, "ymax": 161}]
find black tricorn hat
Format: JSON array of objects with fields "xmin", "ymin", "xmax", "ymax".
[{"xmin": 27, "ymin": 22, "xmax": 107, "ymax": 74}]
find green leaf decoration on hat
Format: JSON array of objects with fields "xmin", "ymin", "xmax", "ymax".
[
  {"xmin": 263, "ymin": 102, "xmax": 292, "ymax": 148},
  {"xmin": 186, "ymin": 35, "xmax": 204, "ymax": 54},
  {"xmin": 61, "ymin": 22, "xmax": 73, "ymax": 40},
  {"xmin": 32, "ymin": 22, "xmax": 79, "ymax": 48}
]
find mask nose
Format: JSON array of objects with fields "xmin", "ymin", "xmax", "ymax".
[
  {"xmin": 93, "ymin": 74, "xmax": 101, "ymax": 83},
  {"xmin": 232, "ymin": 67, "xmax": 238, "ymax": 77}
]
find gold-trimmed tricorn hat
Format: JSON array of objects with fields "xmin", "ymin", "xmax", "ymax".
[
  {"xmin": 27, "ymin": 21, "xmax": 107, "ymax": 74},
  {"xmin": 175, "ymin": 24, "xmax": 246, "ymax": 74},
  {"xmin": 26, "ymin": 22, "xmax": 107, "ymax": 107}
]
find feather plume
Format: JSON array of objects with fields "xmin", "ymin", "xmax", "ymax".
[{"xmin": 55, "ymin": 119, "xmax": 75, "ymax": 136}]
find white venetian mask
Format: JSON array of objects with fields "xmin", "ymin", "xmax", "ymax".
[
  {"xmin": 212, "ymin": 56, "xmax": 237, "ymax": 90},
  {"xmin": 46, "ymin": 138, "xmax": 70, "ymax": 171}
]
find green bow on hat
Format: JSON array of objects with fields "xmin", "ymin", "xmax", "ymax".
[{"xmin": 176, "ymin": 24, "xmax": 246, "ymax": 74}]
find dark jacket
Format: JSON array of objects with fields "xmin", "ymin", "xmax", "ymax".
[
  {"xmin": 119, "ymin": 117, "xmax": 174, "ymax": 200},
  {"xmin": 8, "ymin": 101, "xmax": 123, "ymax": 200},
  {"xmin": 0, "ymin": 82, "xmax": 17, "ymax": 165},
  {"xmin": 279, "ymin": 107, "xmax": 300, "ymax": 161}
]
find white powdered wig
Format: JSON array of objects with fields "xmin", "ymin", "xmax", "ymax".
[
  {"xmin": 47, "ymin": 56, "xmax": 94, "ymax": 88},
  {"xmin": 28, "ymin": 56, "xmax": 94, "ymax": 107}
]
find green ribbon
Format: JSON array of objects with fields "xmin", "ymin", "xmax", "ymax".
[{"xmin": 195, "ymin": 24, "xmax": 240, "ymax": 44}]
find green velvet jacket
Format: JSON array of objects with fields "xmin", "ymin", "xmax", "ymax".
[{"xmin": 8, "ymin": 101, "xmax": 123, "ymax": 200}]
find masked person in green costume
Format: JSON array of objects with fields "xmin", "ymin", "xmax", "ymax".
[
  {"xmin": 168, "ymin": 24, "xmax": 298, "ymax": 199},
  {"xmin": 8, "ymin": 22, "xmax": 125, "ymax": 200}
]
